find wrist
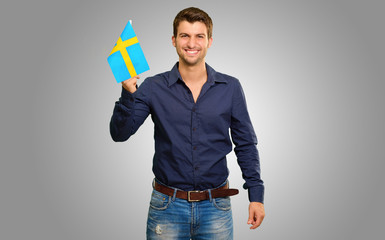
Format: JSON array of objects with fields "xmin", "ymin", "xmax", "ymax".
[
  {"xmin": 250, "ymin": 202, "xmax": 264, "ymax": 206},
  {"xmin": 122, "ymin": 85, "xmax": 137, "ymax": 93}
]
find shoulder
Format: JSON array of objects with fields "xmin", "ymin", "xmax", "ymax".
[
  {"xmin": 139, "ymin": 70, "xmax": 171, "ymax": 88},
  {"xmin": 209, "ymin": 67, "xmax": 246, "ymax": 101},
  {"xmin": 144, "ymin": 71, "xmax": 169, "ymax": 82},
  {"xmin": 211, "ymin": 68, "xmax": 241, "ymax": 88},
  {"xmin": 218, "ymin": 72, "xmax": 239, "ymax": 83},
  {"xmin": 208, "ymin": 64, "xmax": 240, "ymax": 85}
]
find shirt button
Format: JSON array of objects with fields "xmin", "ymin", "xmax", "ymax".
[
  {"xmin": 193, "ymin": 128, "xmax": 196, "ymax": 131},
  {"xmin": 194, "ymin": 167, "xmax": 199, "ymax": 171},
  {"xmin": 193, "ymin": 146, "xmax": 197, "ymax": 150},
  {"xmin": 192, "ymin": 107, "xmax": 196, "ymax": 112}
]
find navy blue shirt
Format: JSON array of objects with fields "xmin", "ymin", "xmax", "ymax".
[{"xmin": 110, "ymin": 63, "xmax": 264, "ymax": 203}]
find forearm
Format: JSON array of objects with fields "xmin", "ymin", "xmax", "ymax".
[
  {"xmin": 110, "ymin": 88, "xmax": 137, "ymax": 142},
  {"xmin": 235, "ymin": 144, "xmax": 264, "ymax": 203},
  {"xmin": 110, "ymin": 82, "xmax": 151, "ymax": 141}
]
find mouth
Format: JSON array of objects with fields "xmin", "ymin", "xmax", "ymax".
[{"xmin": 185, "ymin": 49, "xmax": 199, "ymax": 56}]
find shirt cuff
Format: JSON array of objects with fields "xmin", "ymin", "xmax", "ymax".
[
  {"xmin": 120, "ymin": 86, "xmax": 136, "ymax": 107},
  {"xmin": 247, "ymin": 185, "xmax": 265, "ymax": 203}
]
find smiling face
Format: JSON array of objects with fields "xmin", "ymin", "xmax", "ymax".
[{"xmin": 172, "ymin": 21, "xmax": 213, "ymax": 67}]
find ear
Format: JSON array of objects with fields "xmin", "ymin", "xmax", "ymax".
[
  {"xmin": 208, "ymin": 37, "xmax": 213, "ymax": 48},
  {"xmin": 172, "ymin": 36, "xmax": 176, "ymax": 47}
]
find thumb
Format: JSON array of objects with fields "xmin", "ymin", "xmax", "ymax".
[{"xmin": 248, "ymin": 209, "xmax": 255, "ymax": 224}]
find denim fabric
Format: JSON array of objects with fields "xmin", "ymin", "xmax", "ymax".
[{"xmin": 146, "ymin": 185, "xmax": 233, "ymax": 239}]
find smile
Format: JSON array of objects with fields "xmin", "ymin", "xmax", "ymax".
[{"xmin": 185, "ymin": 49, "xmax": 199, "ymax": 55}]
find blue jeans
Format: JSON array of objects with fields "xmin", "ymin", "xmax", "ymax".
[{"xmin": 146, "ymin": 182, "xmax": 233, "ymax": 240}]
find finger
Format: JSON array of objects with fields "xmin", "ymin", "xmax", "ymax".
[
  {"xmin": 250, "ymin": 213, "xmax": 264, "ymax": 229},
  {"xmin": 248, "ymin": 215, "xmax": 257, "ymax": 229},
  {"xmin": 249, "ymin": 217, "xmax": 256, "ymax": 225},
  {"xmin": 122, "ymin": 75, "xmax": 140, "ymax": 83},
  {"xmin": 251, "ymin": 217, "xmax": 261, "ymax": 229},
  {"xmin": 247, "ymin": 211, "xmax": 255, "ymax": 225},
  {"xmin": 249, "ymin": 218, "xmax": 259, "ymax": 229}
]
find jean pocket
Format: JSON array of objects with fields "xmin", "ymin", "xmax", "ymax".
[
  {"xmin": 149, "ymin": 190, "xmax": 171, "ymax": 210},
  {"xmin": 213, "ymin": 196, "xmax": 231, "ymax": 211}
]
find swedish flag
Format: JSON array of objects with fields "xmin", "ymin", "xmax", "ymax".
[{"xmin": 108, "ymin": 20, "xmax": 150, "ymax": 83}]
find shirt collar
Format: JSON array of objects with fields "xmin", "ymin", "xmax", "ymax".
[{"xmin": 168, "ymin": 62, "xmax": 228, "ymax": 87}]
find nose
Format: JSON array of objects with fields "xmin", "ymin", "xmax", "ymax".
[{"xmin": 187, "ymin": 36, "xmax": 196, "ymax": 48}]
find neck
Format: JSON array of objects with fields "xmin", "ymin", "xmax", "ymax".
[{"xmin": 178, "ymin": 60, "xmax": 207, "ymax": 83}]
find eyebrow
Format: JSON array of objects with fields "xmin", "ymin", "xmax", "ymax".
[{"xmin": 179, "ymin": 33, "xmax": 207, "ymax": 37}]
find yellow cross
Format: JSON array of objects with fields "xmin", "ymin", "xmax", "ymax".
[{"xmin": 109, "ymin": 36, "xmax": 139, "ymax": 77}]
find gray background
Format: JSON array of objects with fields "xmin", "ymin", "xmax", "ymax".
[{"xmin": 1, "ymin": 0, "xmax": 384, "ymax": 239}]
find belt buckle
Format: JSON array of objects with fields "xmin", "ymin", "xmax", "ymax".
[{"xmin": 187, "ymin": 190, "xmax": 200, "ymax": 202}]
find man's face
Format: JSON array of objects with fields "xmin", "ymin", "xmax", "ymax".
[{"xmin": 172, "ymin": 20, "xmax": 213, "ymax": 66}]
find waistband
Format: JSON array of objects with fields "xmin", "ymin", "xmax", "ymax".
[{"xmin": 153, "ymin": 180, "xmax": 239, "ymax": 202}]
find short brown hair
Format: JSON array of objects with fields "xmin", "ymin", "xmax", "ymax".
[{"xmin": 173, "ymin": 7, "xmax": 213, "ymax": 39}]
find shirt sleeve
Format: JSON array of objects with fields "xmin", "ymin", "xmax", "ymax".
[
  {"xmin": 230, "ymin": 79, "xmax": 264, "ymax": 203},
  {"xmin": 109, "ymin": 78, "xmax": 151, "ymax": 142}
]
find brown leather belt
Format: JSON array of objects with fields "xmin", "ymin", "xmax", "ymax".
[{"xmin": 153, "ymin": 181, "xmax": 239, "ymax": 202}]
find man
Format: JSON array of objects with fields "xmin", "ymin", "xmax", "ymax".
[{"xmin": 110, "ymin": 7, "xmax": 265, "ymax": 239}]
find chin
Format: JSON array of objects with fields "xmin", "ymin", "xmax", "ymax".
[{"xmin": 182, "ymin": 57, "xmax": 204, "ymax": 66}]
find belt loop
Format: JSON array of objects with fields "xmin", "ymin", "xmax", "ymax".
[
  {"xmin": 208, "ymin": 189, "xmax": 213, "ymax": 202},
  {"xmin": 172, "ymin": 188, "xmax": 177, "ymax": 202}
]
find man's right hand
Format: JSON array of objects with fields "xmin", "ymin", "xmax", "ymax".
[{"xmin": 122, "ymin": 75, "xmax": 140, "ymax": 93}]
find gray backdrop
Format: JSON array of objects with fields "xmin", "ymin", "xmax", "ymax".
[{"xmin": 1, "ymin": 0, "xmax": 384, "ymax": 239}]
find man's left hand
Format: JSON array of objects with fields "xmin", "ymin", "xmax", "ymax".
[{"xmin": 247, "ymin": 202, "xmax": 265, "ymax": 229}]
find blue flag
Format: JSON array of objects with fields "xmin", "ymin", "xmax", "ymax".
[{"xmin": 107, "ymin": 20, "xmax": 150, "ymax": 83}]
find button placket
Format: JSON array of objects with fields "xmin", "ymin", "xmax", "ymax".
[{"xmin": 191, "ymin": 103, "xmax": 200, "ymax": 187}]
